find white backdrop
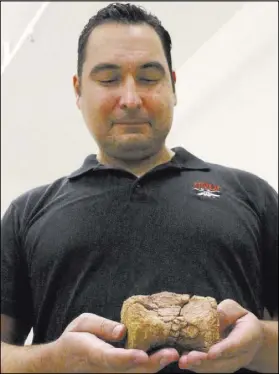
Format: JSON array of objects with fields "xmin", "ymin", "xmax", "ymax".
[{"xmin": 1, "ymin": 1, "xmax": 278, "ymax": 344}]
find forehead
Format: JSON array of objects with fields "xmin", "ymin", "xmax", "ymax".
[{"xmin": 84, "ymin": 23, "xmax": 167, "ymax": 67}]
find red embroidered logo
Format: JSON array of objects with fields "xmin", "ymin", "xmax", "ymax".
[{"xmin": 193, "ymin": 181, "xmax": 221, "ymax": 198}]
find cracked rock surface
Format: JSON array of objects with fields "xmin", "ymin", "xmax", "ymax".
[{"xmin": 121, "ymin": 291, "xmax": 220, "ymax": 352}]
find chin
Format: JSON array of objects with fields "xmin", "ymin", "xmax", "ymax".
[
  {"xmin": 116, "ymin": 135, "xmax": 152, "ymax": 148},
  {"xmin": 108, "ymin": 141, "xmax": 157, "ymax": 160}
]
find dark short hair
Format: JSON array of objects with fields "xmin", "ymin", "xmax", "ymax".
[{"xmin": 77, "ymin": 2, "xmax": 175, "ymax": 92}]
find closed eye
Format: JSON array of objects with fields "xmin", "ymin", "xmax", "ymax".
[
  {"xmin": 98, "ymin": 77, "xmax": 160, "ymax": 85},
  {"xmin": 139, "ymin": 78, "xmax": 158, "ymax": 82},
  {"xmin": 99, "ymin": 78, "xmax": 119, "ymax": 84}
]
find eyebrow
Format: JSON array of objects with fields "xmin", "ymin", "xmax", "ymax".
[
  {"xmin": 140, "ymin": 62, "xmax": 166, "ymax": 74},
  {"xmin": 89, "ymin": 61, "xmax": 166, "ymax": 76},
  {"xmin": 90, "ymin": 63, "xmax": 120, "ymax": 75}
]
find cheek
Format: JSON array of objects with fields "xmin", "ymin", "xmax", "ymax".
[
  {"xmin": 144, "ymin": 92, "xmax": 173, "ymax": 119},
  {"xmin": 97, "ymin": 99, "xmax": 116, "ymax": 120},
  {"xmin": 80, "ymin": 90, "xmax": 116, "ymax": 138},
  {"xmin": 83, "ymin": 91, "xmax": 116, "ymax": 120},
  {"xmin": 146, "ymin": 82, "xmax": 173, "ymax": 110}
]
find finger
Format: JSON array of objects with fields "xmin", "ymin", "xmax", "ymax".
[
  {"xmin": 179, "ymin": 350, "xmax": 208, "ymax": 369},
  {"xmin": 104, "ymin": 346, "xmax": 150, "ymax": 371},
  {"xmin": 217, "ymin": 299, "xmax": 248, "ymax": 335},
  {"xmin": 149, "ymin": 348, "xmax": 180, "ymax": 371},
  {"xmin": 182, "ymin": 355, "xmax": 244, "ymax": 374},
  {"xmin": 207, "ymin": 313, "xmax": 256, "ymax": 359},
  {"xmin": 65, "ymin": 313, "xmax": 126, "ymax": 341},
  {"xmin": 130, "ymin": 348, "xmax": 180, "ymax": 373},
  {"xmin": 82, "ymin": 333, "xmax": 150, "ymax": 371}
]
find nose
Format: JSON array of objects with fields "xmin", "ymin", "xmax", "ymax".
[{"xmin": 118, "ymin": 77, "xmax": 142, "ymax": 110}]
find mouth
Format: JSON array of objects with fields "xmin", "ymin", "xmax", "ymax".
[
  {"xmin": 117, "ymin": 123, "xmax": 146, "ymax": 127},
  {"xmin": 113, "ymin": 121, "xmax": 150, "ymax": 126}
]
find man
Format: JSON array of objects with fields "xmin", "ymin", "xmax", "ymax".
[{"xmin": 1, "ymin": 3, "xmax": 278, "ymax": 373}]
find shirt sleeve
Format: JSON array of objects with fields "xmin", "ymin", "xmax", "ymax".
[
  {"xmin": 261, "ymin": 182, "xmax": 278, "ymax": 318},
  {"xmin": 1, "ymin": 202, "xmax": 33, "ymax": 325}
]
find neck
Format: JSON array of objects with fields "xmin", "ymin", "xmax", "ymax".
[{"xmin": 97, "ymin": 146, "xmax": 175, "ymax": 177}]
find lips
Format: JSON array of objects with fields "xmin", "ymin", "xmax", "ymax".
[{"xmin": 113, "ymin": 120, "xmax": 150, "ymax": 125}]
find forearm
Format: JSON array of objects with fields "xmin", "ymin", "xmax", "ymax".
[
  {"xmin": 1, "ymin": 341, "xmax": 57, "ymax": 373},
  {"xmin": 246, "ymin": 320, "xmax": 278, "ymax": 373}
]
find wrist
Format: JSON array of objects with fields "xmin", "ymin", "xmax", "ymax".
[
  {"xmin": 246, "ymin": 320, "xmax": 265, "ymax": 370},
  {"xmin": 21, "ymin": 341, "xmax": 59, "ymax": 373},
  {"xmin": 246, "ymin": 320, "xmax": 278, "ymax": 373},
  {"xmin": 1, "ymin": 341, "xmax": 58, "ymax": 373}
]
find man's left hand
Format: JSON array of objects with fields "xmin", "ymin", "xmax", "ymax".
[{"xmin": 178, "ymin": 299, "xmax": 264, "ymax": 373}]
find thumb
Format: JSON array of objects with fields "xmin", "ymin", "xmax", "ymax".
[
  {"xmin": 64, "ymin": 313, "xmax": 126, "ymax": 341},
  {"xmin": 217, "ymin": 299, "xmax": 248, "ymax": 336}
]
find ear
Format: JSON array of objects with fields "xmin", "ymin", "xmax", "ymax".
[
  {"xmin": 73, "ymin": 75, "xmax": 81, "ymax": 109},
  {"xmin": 172, "ymin": 71, "xmax": 177, "ymax": 106},
  {"xmin": 173, "ymin": 93, "xmax": 177, "ymax": 106}
]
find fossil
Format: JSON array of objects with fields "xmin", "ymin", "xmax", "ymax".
[{"xmin": 121, "ymin": 291, "xmax": 220, "ymax": 352}]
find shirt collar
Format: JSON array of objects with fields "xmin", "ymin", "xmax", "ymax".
[{"xmin": 68, "ymin": 146, "xmax": 210, "ymax": 179}]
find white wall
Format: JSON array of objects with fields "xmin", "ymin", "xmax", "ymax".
[{"xmin": 169, "ymin": 2, "xmax": 278, "ymax": 191}]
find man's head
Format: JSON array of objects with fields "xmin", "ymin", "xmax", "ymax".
[{"xmin": 73, "ymin": 2, "xmax": 177, "ymax": 162}]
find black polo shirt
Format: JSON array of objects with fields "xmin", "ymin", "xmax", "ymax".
[{"xmin": 1, "ymin": 146, "xmax": 278, "ymax": 373}]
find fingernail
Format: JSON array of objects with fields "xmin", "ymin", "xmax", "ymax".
[{"xmin": 112, "ymin": 324, "xmax": 123, "ymax": 338}]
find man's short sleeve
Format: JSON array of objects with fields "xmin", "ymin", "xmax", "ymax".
[
  {"xmin": 261, "ymin": 182, "xmax": 278, "ymax": 318},
  {"xmin": 1, "ymin": 202, "xmax": 33, "ymax": 325}
]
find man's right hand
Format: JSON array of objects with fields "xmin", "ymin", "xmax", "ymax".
[{"xmin": 50, "ymin": 313, "xmax": 179, "ymax": 373}]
